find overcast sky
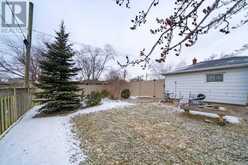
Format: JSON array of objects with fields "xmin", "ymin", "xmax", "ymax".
[{"xmin": 1, "ymin": 0, "xmax": 248, "ymax": 79}]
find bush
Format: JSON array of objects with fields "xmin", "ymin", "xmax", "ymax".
[
  {"xmin": 86, "ymin": 91, "xmax": 102, "ymax": 107},
  {"xmin": 101, "ymin": 90, "xmax": 111, "ymax": 98},
  {"xmin": 80, "ymin": 89, "xmax": 86, "ymax": 101},
  {"xmin": 121, "ymin": 89, "xmax": 130, "ymax": 99}
]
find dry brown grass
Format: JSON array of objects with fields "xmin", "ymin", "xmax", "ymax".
[{"xmin": 72, "ymin": 103, "xmax": 248, "ymax": 165}]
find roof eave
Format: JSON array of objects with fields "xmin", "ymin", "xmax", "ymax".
[{"xmin": 162, "ymin": 63, "xmax": 248, "ymax": 76}]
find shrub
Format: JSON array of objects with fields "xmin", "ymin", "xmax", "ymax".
[
  {"xmin": 110, "ymin": 95, "xmax": 115, "ymax": 100},
  {"xmin": 80, "ymin": 89, "xmax": 86, "ymax": 101},
  {"xmin": 121, "ymin": 89, "xmax": 130, "ymax": 99},
  {"xmin": 101, "ymin": 90, "xmax": 111, "ymax": 98},
  {"xmin": 86, "ymin": 91, "xmax": 102, "ymax": 107}
]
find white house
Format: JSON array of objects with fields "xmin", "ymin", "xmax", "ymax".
[{"xmin": 163, "ymin": 56, "xmax": 248, "ymax": 105}]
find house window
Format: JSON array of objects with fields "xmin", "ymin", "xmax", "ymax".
[{"xmin": 207, "ymin": 74, "xmax": 223, "ymax": 82}]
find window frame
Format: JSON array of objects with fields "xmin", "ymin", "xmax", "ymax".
[{"xmin": 206, "ymin": 73, "xmax": 224, "ymax": 83}]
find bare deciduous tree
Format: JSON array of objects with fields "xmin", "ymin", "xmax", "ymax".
[
  {"xmin": 220, "ymin": 43, "xmax": 248, "ymax": 57},
  {"xmin": 0, "ymin": 38, "xmax": 45, "ymax": 81},
  {"xmin": 116, "ymin": 0, "xmax": 248, "ymax": 68},
  {"xmin": 105, "ymin": 68, "xmax": 128, "ymax": 81},
  {"xmin": 105, "ymin": 69, "xmax": 121, "ymax": 81},
  {"xmin": 75, "ymin": 44, "xmax": 116, "ymax": 80},
  {"xmin": 204, "ymin": 42, "xmax": 248, "ymax": 60},
  {"xmin": 149, "ymin": 62, "xmax": 174, "ymax": 79}
]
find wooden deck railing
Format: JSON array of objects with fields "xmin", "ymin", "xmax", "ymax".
[{"xmin": 0, "ymin": 88, "xmax": 33, "ymax": 135}]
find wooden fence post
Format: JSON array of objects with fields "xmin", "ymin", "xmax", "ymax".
[
  {"xmin": 1, "ymin": 98, "xmax": 4, "ymax": 134},
  {"xmin": 4, "ymin": 97, "xmax": 7, "ymax": 130},
  {"xmin": 0, "ymin": 98, "xmax": 3, "ymax": 134},
  {"xmin": 13, "ymin": 88, "xmax": 17, "ymax": 124}
]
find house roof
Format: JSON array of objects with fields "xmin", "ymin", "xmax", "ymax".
[
  {"xmin": 0, "ymin": 82, "xmax": 9, "ymax": 86},
  {"xmin": 163, "ymin": 56, "xmax": 248, "ymax": 76}
]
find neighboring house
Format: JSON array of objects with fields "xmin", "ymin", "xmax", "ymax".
[
  {"xmin": 7, "ymin": 78, "xmax": 25, "ymax": 87},
  {"xmin": 163, "ymin": 56, "xmax": 248, "ymax": 105},
  {"xmin": 0, "ymin": 78, "xmax": 25, "ymax": 88},
  {"xmin": 0, "ymin": 82, "xmax": 9, "ymax": 88},
  {"xmin": 77, "ymin": 80, "xmax": 109, "ymax": 85}
]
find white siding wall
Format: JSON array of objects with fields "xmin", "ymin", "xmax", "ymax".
[{"xmin": 165, "ymin": 67, "xmax": 248, "ymax": 105}]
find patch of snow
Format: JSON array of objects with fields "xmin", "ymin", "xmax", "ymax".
[
  {"xmin": 189, "ymin": 111, "xmax": 240, "ymax": 124},
  {"xmin": 0, "ymin": 111, "xmax": 26, "ymax": 140},
  {"xmin": 130, "ymin": 96, "xmax": 153, "ymax": 99},
  {"xmin": 65, "ymin": 122, "xmax": 87, "ymax": 165},
  {"xmin": 130, "ymin": 96, "xmax": 138, "ymax": 99},
  {"xmin": 174, "ymin": 108, "xmax": 240, "ymax": 124},
  {"xmin": 0, "ymin": 99, "xmax": 134, "ymax": 165},
  {"xmin": 218, "ymin": 107, "xmax": 226, "ymax": 111},
  {"xmin": 179, "ymin": 98, "xmax": 189, "ymax": 104},
  {"xmin": 80, "ymin": 101, "xmax": 87, "ymax": 109},
  {"xmin": 72, "ymin": 98, "xmax": 134, "ymax": 116},
  {"xmin": 140, "ymin": 96, "xmax": 154, "ymax": 98},
  {"xmin": 189, "ymin": 111, "xmax": 219, "ymax": 118},
  {"xmin": 224, "ymin": 116, "xmax": 240, "ymax": 124},
  {"xmin": 0, "ymin": 105, "xmax": 73, "ymax": 165}
]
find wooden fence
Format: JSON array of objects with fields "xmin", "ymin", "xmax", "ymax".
[
  {"xmin": 0, "ymin": 88, "xmax": 32, "ymax": 135},
  {"xmin": 78, "ymin": 80, "xmax": 165, "ymax": 99}
]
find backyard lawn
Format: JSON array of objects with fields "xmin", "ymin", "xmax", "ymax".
[
  {"xmin": 0, "ymin": 99, "xmax": 133, "ymax": 165},
  {"xmin": 72, "ymin": 102, "xmax": 248, "ymax": 165}
]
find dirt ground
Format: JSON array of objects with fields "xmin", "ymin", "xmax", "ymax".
[{"xmin": 72, "ymin": 100, "xmax": 248, "ymax": 165}]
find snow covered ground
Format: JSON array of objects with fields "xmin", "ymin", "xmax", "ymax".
[
  {"xmin": 0, "ymin": 99, "xmax": 133, "ymax": 165},
  {"xmin": 130, "ymin": 96, "xmax": 154, "ymax": 99}
]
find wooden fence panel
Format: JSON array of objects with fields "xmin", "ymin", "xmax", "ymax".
[
  {"xmin": 0, "ymin": 88, "xmax": 32, "ymax": 135},
  {"xmin": 0, "ymin": 98, "xmax": 4, "ymax": 134}
]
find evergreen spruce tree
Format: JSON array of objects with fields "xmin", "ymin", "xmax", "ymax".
[{"xmin": 36, "ymin": 22, "xmax": 80, "ymax": 113}]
